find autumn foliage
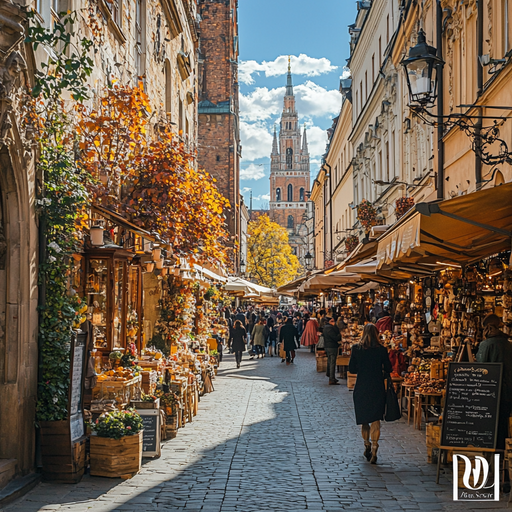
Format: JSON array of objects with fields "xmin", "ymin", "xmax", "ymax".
[
  {"xmin": 247, "ymin": 215, "xmax": 301, "ymax": 288},
  {"xmin": 76, "ymin": 84, "xmax": 230, "ymax": 263}
]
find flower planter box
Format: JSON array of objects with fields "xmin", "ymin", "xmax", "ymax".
[{"xmin": 90, "ymin": 431, "xmax": 143, "ymax": 479}]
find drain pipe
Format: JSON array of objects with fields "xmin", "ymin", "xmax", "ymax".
[
  {"xmin": 436, "ymin": 0, "xmax": 445, "ymax": 200},
  {"xmin": 474, "ymin": 0, "xmax": 484, "ymax": 188}
]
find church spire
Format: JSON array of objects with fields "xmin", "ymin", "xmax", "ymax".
[
  {"xmin": 286, "ymin": 56, "xmax": 293, "ymax": 96},
  {"xmin": 302, "ymin": 123, "xmax": 308, "ymax": 153},
  {"xmin": 272, "ymin": 124, "xmax": 278, "ymax": 155}
]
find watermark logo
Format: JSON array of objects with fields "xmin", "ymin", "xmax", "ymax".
[{"xmin": 453, "ymin": 454, "xmax": 500, "ymax": 501}]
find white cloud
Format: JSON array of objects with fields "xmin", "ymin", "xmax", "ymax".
[
  {"xmin": 239, "ymin": 54, "xmax": 338, "ymax": 85},
  {"xmin": 240, "ymin": 87, "xmax": 284, "ymax": 122},
  {"xmin": 240, "ymin": 82, "xmax": 341, "ymax": 123},
  {"xmin": 261, "ymin": 194, "xmax": 270, "ymax": 201},
  {"xmin": 307, "ymin": 125, "xmax": 329, "ymax": 159},
  {"xmin": 240, "ymin": 121, "xmax": 273, "ymax": 161},
  {"xmin": 240, "ymin": 162, "xmax": 266, "ymax": 181},
  {"xmin": 295, "ymin": 82, "xmax": 342, "ymax": 118},
  {"xmin": 241, "ymin": 187, "xmax": 252, "ymax": 193}
]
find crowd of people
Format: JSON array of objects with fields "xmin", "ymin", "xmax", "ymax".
[{"xmin": 215, "ymin": 305, "xmax": 352, "ymax": 371}]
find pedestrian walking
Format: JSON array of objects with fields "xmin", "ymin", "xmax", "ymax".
[
  {"xmin": 476, "ymin": 314, "xmax": 512, "ymax": 450},
  {"xmin": 251, "ymin": 318, "xmax": 268, "ymax": 358},
  {"xmin": 266, "ymin": 315, "xmax": 277, "ymax": 356},
  {"xmin": 323, "ymin": 316, "xmax": 341, "ymax": 385},
  {"xmin": 229, "ymin": 320, "xmax": 247, "ymax": 369},
  {"xmin": 300, "ymin": 313, "xmax": 320, "ymax": 353},
  {"xmin": 279, "ymin": 317, "xmax": 299, "ymax": 364},
  {"xmin": 246, "ymin": 309, "xmax": 255, "ymax": 350},
  {"xmin": 348, "ymin": 323, "xmax": 392, "ymax": 464}
]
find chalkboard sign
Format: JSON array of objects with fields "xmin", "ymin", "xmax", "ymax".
[
  {"xmin": 441, "ymin": 362, "xmax": 502, "ymax": 449},
  {"xmin": 69, "ymin": 333, "xmax": 87, "ymax": 416},
  {"xmin": 69, "ymin": 332, "xmax": 87, "ymax": 442},
  {"xmin": 136, "ymin": 409, "xmax": 160, "ymax": 457}
]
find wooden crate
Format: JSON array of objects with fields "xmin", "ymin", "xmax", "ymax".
[
  {"xmin": 39, "ymin": 420, "xmax": 86, "ymax": 483},
  {"xmin": 426, "ymin": 423, "xmax": 441, "ymax": 463},
  {"xmin": 90, "ymin": 431, "xmax": 143, "ymax": 479},
  {"xmin": 347, "ymin": 372, "xmax": 357, "ymax": 389},
  {"xmin": 93, "ymin": 375, "xmax": 142, "ymax": 402},
  {"xmin": 316, "ymin": 356, "xmax": 327, "ymax": 373}
]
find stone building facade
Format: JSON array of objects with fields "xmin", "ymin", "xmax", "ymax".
[
  {"xmin": 197, "ymin": 0, "xmax": 241, "ymax": 272},
  {"xmin": 0, "ymin": 0, "xmax": 39, "ymax": 490},
  {"xmin": 0, "ymin": 0, "xmax": 202, "ymax": 491},
  {"xmin": 269, "ymin": 65, "xmax": 310, "ymax": 260}
]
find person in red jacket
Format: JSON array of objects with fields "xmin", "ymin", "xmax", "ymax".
[{"xmin": 375, "ymin": 309, "xmax": 392, "ymax": 333}]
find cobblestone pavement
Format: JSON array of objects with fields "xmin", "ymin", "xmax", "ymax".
[{"xmin": 4, "ymin": 350, "xmax": 509, "ymax": 512}]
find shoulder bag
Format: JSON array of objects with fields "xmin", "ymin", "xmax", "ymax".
[{"xmin": 384, "ymin": 374, "xmax": 401, "ymax": 422}]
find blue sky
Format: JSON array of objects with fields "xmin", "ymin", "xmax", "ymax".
[{"xmin": 238, "ymin": 0, "xmax": 358, "ymax": 209}]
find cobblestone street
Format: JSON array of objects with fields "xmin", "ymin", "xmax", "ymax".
[{"xmin": 4, "ymin": 351, "xmax": 509, "ymax": 512}]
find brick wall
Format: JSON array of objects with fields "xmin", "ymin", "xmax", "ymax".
[{"xmin": 197, "ymin": 0, "xmax": 241, "ymax": 254}]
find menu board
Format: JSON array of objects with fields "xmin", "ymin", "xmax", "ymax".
[
  {"xmin": 136, "ymin": 409, "xmax": 160, "ymax": 457},
  {"xmin": 69, "ymin": 333, "xmax": 87, "ymax": 416},
  {"xmin": 441, "ymin": 362, "xmax": 502, "ymax": 449}
]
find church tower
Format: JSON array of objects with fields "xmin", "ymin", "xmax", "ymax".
[{"xmin": 269, "ymin": 59, "xmax": 310, "ymax": 259}]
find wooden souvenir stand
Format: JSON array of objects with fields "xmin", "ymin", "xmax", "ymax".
[
  {"xmin": 436, "ymin": 362, "xmax": 503, "ymax": 486},
  {"xmin": 39, "ymin": 332, "xmax": 88, "ymax": 482}
]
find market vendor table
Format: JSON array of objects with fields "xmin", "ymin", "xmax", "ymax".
[
  {"xmin": 401, "ymin": 384, "xmax": 416, "ymax": 425},
  {"xmin": 414, "ymin": 391, "xmax": 443, "ymax": 430},
  {"xmin": 336, "ymin": 354, "xmax": 350, "ymax": 379}
]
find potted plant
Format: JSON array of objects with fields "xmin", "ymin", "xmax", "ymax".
[
  {"xmin": 356, "ymin": 199, "xmax": 377, "ymax": 232},
  {"xmin": 89, "ymin": 409, "xmax": 144, "ymax": 478}
]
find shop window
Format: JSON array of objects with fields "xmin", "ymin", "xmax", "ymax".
[
  {"xmin": 164, "ymin": 59, "xmax": 172, "ymax": 115},
  {"xmin": 276, "ymin": 188, "xmax": 281, "ymax": 201},
  {"xmin": 135, "ymin": 0, "xmax": 146, "ymax": 84},
  {"xmin": 288, "ymin": 215, "xmax": 294, "ymax": 229},
  {"xmin": 179, "ymin": 98, "xmax": 184, "ymax": 135},
  {"xmin": 287, "ymin": 184, "xmax": 293, "ymax": 201}
]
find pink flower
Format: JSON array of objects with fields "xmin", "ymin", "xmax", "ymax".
[
  {"xmin": 95, "ymin": 419, "xmax": 99, "ymax": 424},
  {"xmin": 126, "ymin": 426, "xmax": 131, "ymax": 430}
]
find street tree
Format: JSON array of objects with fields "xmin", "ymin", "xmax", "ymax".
[{"xmin": 247, "ymin": 215, "xmax": 301, "ymax": 288}]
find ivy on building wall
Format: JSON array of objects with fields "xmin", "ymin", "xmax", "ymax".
[{"xmin": 26, "ymin": 10, "xmax": 94, "ymax": 421}]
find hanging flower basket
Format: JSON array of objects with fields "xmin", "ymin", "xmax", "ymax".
[
  {"xmin": 395, "ymin": 197, "xmax": 415, "ymax": 219},
  {"xmin": 357, "ymin": 199, "xmax": 377, "ymax": 231},
  {"xmin": 345, "ymin": 234, "xmax": 359, "ymax": 254}
]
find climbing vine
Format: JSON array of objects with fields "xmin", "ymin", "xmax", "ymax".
[{"xmin": 26, "ymin": 10, "xmax": 94, "ymax": 421}]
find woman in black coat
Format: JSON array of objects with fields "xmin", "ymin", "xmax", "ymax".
[
  {"xmin": 278, "ymin": 317, "xmax": 299, "ymax": 364},
  {"xmin": 229, "ymin": 320, "xmax": 247, "ymax": 369},
  {"xmin": 348, "ymin": 323, "xmax": 392, "ymax": 464}
]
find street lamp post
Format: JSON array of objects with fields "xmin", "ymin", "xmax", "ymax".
[{"xmin": 304, "ymin": 251, "xmax": 313, "ymax": 271}]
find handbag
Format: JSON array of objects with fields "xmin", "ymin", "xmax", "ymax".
[
  {"xmin": 384, "ymin": 374, "xmax": 401, "ymax": 422},
  {"xmin": 278, "ymin": 342, "xmax": 286, "ymax": 359},
  {"xmin": 316, "ymin": 335, "xmax": 325, "ymax": 349}
]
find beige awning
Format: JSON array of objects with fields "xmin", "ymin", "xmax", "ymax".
[
  {"xmin": 299, "ymin": 269, "xmax": 362, "ymax": 292},
  {"xmin": 376, "ymin": 183, "xmax": 512, "ymax": 269}
]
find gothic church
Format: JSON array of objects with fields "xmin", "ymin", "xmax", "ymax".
[{"xmin": 269, "ymin": 61, "xmax": 310, "ymax": 259}]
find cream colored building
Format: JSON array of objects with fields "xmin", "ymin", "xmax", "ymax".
[
  {"xmin": 391, "ymin": 0, "xmax": 512, "ymax": 197},
  {"xmin": 325, "ymin": 90, "xmax": 354, "ymax": 264}
]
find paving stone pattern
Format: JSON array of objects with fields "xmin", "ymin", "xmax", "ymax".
[{"xmin": 3, "ymin": 351, "xmax": 509, "ymax": 512}]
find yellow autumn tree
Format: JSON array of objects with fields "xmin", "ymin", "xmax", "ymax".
[{"xmin": 247, "ymin": 215, "xmax": 302, "ymax": 288}]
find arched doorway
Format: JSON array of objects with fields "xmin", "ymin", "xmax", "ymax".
[{"xmin": 0, "ymin": 146, "xmax": 38, "ymax": 485}]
